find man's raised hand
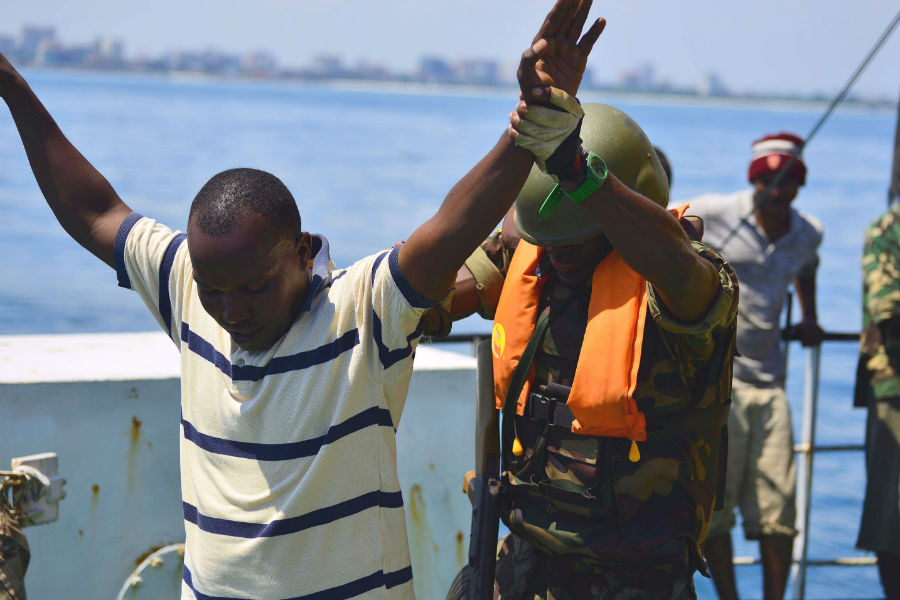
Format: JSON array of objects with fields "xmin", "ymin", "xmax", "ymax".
[
  {"xmin": 519, "ymin": 0, "xmax": 605, "ymax": 101},
  {"xmin": 0, "ymin": 52, "xmax": 22, "ymax": 99}
]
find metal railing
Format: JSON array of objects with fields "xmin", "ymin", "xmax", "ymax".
[
  {"xmin": 421, "ymin": 328, "xmax": 877, "ymax": 599},
  {"xmin": 779, "ymin": 331, "xmax": 875, "ymax": 599}
]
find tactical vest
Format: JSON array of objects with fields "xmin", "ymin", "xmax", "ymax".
[{"xmin": 491, "ymin": 240, "xmax": 649, "ymax": 441}]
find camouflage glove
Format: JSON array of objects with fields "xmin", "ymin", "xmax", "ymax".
[{"xmin": 513, "ymin": 87, "xmax": 584, "ymax": 178}]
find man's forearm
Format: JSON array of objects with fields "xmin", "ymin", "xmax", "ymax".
[
  {"xmin": 794, "ymin": 273, "xmax": 819, "ymax": 322},
  {"xmin": 399, "ymin": 134, "xmax": 533, "ymax": 301},
  {"xmin": 4, "ymin": 72, "xmax": 128, "ymax": 267},
  {"xmin": 574, "ymin": 174, "xmax": 719, "ymax": 321},
  {"xmin": 432, "ymin": 137, "xmax": 532, "ymax": 275}
]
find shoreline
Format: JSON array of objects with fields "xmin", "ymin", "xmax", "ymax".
[{"xmin": 19, "ymin": 65, "xmax": 898, "ymax": 114}]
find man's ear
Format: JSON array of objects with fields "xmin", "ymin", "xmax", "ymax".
[{"xmin": 296, "ymin": 232, "xmax": 313, "ymax": 267}]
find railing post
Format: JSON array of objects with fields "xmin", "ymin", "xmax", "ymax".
[{"xmin": 791, "ymin": 345, "xmax": 821, "ymax": 600}]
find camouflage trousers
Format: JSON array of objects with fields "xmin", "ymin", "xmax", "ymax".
[{"xmin": 494, "ymin": 533, "xmax": 697, "ymax": 600}]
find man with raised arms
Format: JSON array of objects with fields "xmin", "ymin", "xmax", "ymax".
[{"xmin": 0, "ymin": 2, "xmax": 605, "ymax": 598}]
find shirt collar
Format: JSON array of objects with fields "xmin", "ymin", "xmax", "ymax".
[{"xmin": 301, "ymin": 233, "xmax": 334, "ymax": 313}]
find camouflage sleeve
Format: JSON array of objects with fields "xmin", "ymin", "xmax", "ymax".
[
  {"xmin": 479, "ymin": 229, "xmax": 516, "ymax": 275},
  {"xmin": 863, "ymin": 209, "xmax": 900, "ymax": 325},
  {"xmin": 464, "ymin": 231, "xmax": 510, "ymax": 320},
  {"xmin": 646, "ymin": 241, "xmax": 739, "ymax": 361}
]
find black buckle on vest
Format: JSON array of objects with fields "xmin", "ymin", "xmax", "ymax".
[
  {"xmin": 530, "ymin": 394, "xmax": 553, "ymax": 421},
  {"xmin": 525, "ymin": 384, "xmax": 575, "ymax": 430}
]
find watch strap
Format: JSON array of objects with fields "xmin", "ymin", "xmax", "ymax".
[
  {"xmin": 565, "ymin": 151, "xmax": 608, "ymax": 204},
  {"xmin": 538, "ymin": 151, "xmax": 609, "ymax": 219}
]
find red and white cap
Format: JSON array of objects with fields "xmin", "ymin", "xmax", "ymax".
[{"xmin": 747, "ymin": 132, "xmax": 807, "ymax": 186}]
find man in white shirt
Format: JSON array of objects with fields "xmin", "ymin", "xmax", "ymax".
[{"xmin": 685, "ymin": 132, "xmax": 825, "ymax": 600}]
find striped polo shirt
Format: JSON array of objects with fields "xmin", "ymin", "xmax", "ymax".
[{"xmin": 115, "ymin": 214, "xmax": 434, "ymax": 599}]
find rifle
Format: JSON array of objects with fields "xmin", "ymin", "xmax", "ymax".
[{"xmin": 445, "ymin": 339, "xmax": 501, "ymax": 600}]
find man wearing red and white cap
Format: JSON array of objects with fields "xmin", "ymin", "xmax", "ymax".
[{"xmin": 682, "ymin": 132, "xmax": 825, "ymax": 600}]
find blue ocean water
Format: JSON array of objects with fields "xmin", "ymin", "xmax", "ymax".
[{"xmin": 0, "ymin": 69, "xmax": 896, "ymax": 598}]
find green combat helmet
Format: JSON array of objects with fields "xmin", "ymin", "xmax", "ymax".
[{"xmin": 515, "ymin": 102, "xmax": 669, "ymax": 247}]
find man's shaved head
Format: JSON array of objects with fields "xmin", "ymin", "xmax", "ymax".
[{"xmin": 188, "ymin": 168, "xmax": 301, "ymax": 240}]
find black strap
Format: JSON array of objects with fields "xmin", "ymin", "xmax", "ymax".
[
  {"xmin": 524, "ymin": 391, "xmax": 576, "ymax": 430},
  {"xmin": 522, "ymin": 393, "xmax": 730, "ymax": 436},
  {"xmin": 499, "ymin": 285, "xmax": 588, "ymax": 470},
  {"xmin": 501, "ymin": 310, "xmax": 551, "ymax": 468}
]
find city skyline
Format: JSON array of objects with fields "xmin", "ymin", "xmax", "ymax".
[
  {"xmin": 4, "ymin": 0, "xmax": 900, "ymax": 101},
  {"xmin": 0, "ymin": 23, "xmax": 738, "ymax": 98}
]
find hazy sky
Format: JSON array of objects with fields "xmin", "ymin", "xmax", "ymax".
[{"xmin": 5, "ymin": 0, "xmax": 899, "ymax": 99}]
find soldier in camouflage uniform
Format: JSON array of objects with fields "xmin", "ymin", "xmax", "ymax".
[
  {"xmin": 854, "ymin": 203, "xmax": 900, "ymax": 600},
  {"xmin": 436, "ymin": 102, "xmax": 739, "ymax": 599}
]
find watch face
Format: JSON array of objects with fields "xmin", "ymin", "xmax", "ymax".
[{"xmin": 586, "ymin": 152, "xmax": 608, "ymax": 181}]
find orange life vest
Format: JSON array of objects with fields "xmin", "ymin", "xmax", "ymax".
[
  {"xmin": 491, "ymin": 206, "xmax": 692, "ymax": 441},
  {"xmin": 491, "ymin": 239, "xmax": 650, "ymax": 440}
]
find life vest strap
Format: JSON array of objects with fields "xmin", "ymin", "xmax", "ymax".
[
  {"xmin": 520, "ymin": 393, "xmax": 731, "ymax": 436},
  {"xmin": 524, "ymin": 390, "xmax": 575, "ymax": 430}
]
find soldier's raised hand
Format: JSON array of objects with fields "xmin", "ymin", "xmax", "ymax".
[
  {"xmin": 518, "ymin": 0, "xmax": 605, "ymax": 101},
  {"xmin": 0, "ymin": 52, "xmax": 22, "ymax": 99}
]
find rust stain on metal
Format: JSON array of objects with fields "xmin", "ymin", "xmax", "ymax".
[
  {"xmin": 128, "ymin": 416, "xmax": 143, "ymax": 491},
  {"xmin": 456, "ymin": 530, "xmax": 466, "ymax": 567},
  {"xmin": 131, "ymin": 416, "xmax": 142, "ymax": 444},
  {"xmin": 134, "ymin": 544, "xmax": 164, "ymax": 567},
  {"xmin": 408, "ymin": 484, "xmax": 425, "ymax": 522},
  {"xmin": 90, "ymin": 484, "xmax": 100, "ymax": 514},
  {"xmin": 78, "ymin": 529, "xmax": 83, "ymax": 537},
  {"xmin": 406, "ymin": 484, "xmax": 440, "ymax": 578}
]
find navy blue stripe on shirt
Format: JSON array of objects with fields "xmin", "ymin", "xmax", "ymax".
[
  {"xmin": 181, "ymin": 323, "xmax": 232, "ymax": 377},
  {"xmin": 180, "ymin": 324, "xmax": 360, "ymax": 381},
  {"xmin": 372, "ymin": 309, "xmax": 423, "ymax": 370},
  {"xmin": 183, "ymin": 490, "xmax": 403, "ymax": 539},
  {"xmin": 158, "ymin": 233, "xmax": 186, "ymax": 335},
  {"xmin": 181, "ymin": 405, "xmax": 394, "ymax": 460},
  {"xmin": 368, "ymin": 248, "xmax": 425, "ymax": 369},
  {"xmin": 370, "ymin": 249, "xmax": 389, "ymax": 281},
  {"xmin": 232, "ymin": 329, "xmax": 359, "ymax": 381},
  {"xmin": 183, "ymin": 564, "xmax": 412, "ymax": 600},
  {"xmin": 114, "ymin": 212, "xmax": 144, "ymax": 289},
  {"xmin": 387, "ymin": 244, "xmax": 436, "ymax": 309}
]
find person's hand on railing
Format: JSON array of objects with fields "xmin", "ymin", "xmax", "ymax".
[{"xmin": 783, "ymin": 319, "xmax": 826, "ymax": 346}]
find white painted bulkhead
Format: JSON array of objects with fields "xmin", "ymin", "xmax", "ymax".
[{"xmin": 0, "ymin": 332, "xmax": 476, "ymax": 599}]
